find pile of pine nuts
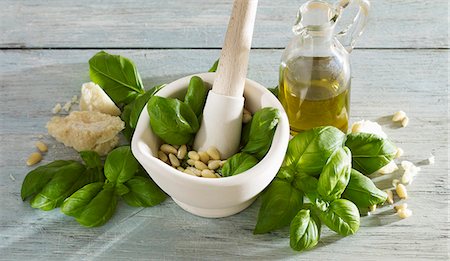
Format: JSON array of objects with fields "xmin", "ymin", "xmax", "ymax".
[{"xmin": 157, "ymin": 144, "xmax": 226, "ymax": 178}]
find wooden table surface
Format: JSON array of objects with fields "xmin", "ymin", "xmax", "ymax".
[{"xmin": 1, "ymin": 0, "xmax": 448, "ymax": 260}]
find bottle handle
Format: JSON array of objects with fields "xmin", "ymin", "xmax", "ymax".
[{"xmin": 335, "ymin": 0, "xmax": 370, "ymax": 53}]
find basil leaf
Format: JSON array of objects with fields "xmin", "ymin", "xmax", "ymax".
[
  {"xmin": 275, "ymin": 166, "xmax": 295, "ymax": 183},
  {"xmin": 342, "ymin": 169, "xmax": 388, "ymax": 208},
  {"xmin": 21, "ymin": 160, "xmax": 75, "ymax": 200},
  {"xmin": 268, "ymin": 86, "xmax": 279, "ymax": 98},
  {"xmin": 317, "ymin": 147, "xmax": 352, "ymax": 201},
  {"xmin": 184, "ymin": 76, "xmax": 208, "ymax": 118},
  {"xmin": 290, "ymin": 209, "xmax": 321, "ymax": 252},
  {"xmin": 122, "ymin": 176, "xmax": 167, "ymax": 207},
  {"xmin": 208, "ymin": 59, "xmax": 219, "ymax": 72},
  {"xmin": 285, "ymin": 126, "xmax": 346, "ymax": 176},
  {"xmin": 115, "ymin": 183, "xmax": 130, "ymax": 196},
  {"xmin": 240, "ymin": 117, "xmax": 252, "ymax": 146},
  {"xmin": 30, "ymin": 162, "xmax": 88, "ymax": 210},
  {"xmin": 75, "ymin": 186, "xmax": 118, "ymax": 227},
  {"xmin": 345, "ymin": 132, "xmax": 397, "ymax": 175},
  {"xmin": 221, "ymin": 152, "xmax": 259, "ymax": 177},
  {"xmin": 61, "ymin": 182, "xmax": 104, "ymax": 217},
  {"xmin": 319, "ymin": 199, "xmax": 360, "ymax": 236},
  {"xmin": 80, "ymin": 151, "xmax": 102, "ymax": 169},
  {"xmin": 293, "ymin": 171, "xmax": 318, "ymax": 194},
  {"xmin": 89, "ymin": 51, "xmax": 145, "ymax": 104},
  {"xmin": 148, "ymin": 96, "xmax": 199, "ymax": 145},
  {"xmin": 254, "ymin": 179, "xmax": 303, "ymax": 234},
  {"xmin": 242, "ymin": 107, "xmax": 280, "ymax": 159},
  {"xmin": 104, "ymin": 146, "xmax": 139, "ymax": 184}
]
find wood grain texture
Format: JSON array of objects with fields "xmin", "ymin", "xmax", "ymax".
[
  {"xmin": 0, "ymin": 49, "xmax": 448, "ymax": 260},
  {"xmin": 0, "ymin": 0, "xmax": 448, "ymax": 49}
]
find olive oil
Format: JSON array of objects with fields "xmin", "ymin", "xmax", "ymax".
[{"xmin": 279, "ymin": 56, "xmax": 350, "ymax": 133}]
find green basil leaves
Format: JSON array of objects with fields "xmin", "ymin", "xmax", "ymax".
[
  {"xmin": 148, "ymin": 96, "xmax": 200, "ymax": 145},
  {"xmin": 345, "ymin": 132, "xmax": 397, "ymax": 175},
  {"xmin": 122, "ymin": 176, "xmax": 167, "ymax": 207},
  {"xmin": 221, "ymin": 152, "xmax": 259, "ymax": 177},
  {"xmin": 89, "ymin": 51, "xmax": 145, "ymax": 105},
  {"xmin": 342, "ymin": 169, "xmax": 388, "ymax": 208},
  {"xmin": 254, "ymin": 178, "xmax": 303, "ymax": 234},
  {"xmin": 104, "ymin": 146, "xmax": 139, "ymax": 184},
  {"xmin": 290, "ymin": 209, "xmax": 321, "ymax": 252},
  {"xmin": 285, "ymin": 126, "xmax": 346, "ymax": 176},
  {"xmin": 184, "ymin": 76, "xmax": 208, "ymax": 118},
  {"xmin": 319, "ymin": 199, "xmax": 360, "ymax": 236},
  {"xmin": 241, "ymin": 107, "xmax": 280, "ymax": 159}
]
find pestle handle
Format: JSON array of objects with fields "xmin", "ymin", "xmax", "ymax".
[{"xmin": 212, "ymin": 0, "xmax": 258, "ymax": 97}]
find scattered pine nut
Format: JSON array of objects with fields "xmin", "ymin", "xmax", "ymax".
[
  {"xmin": 158, "ymin": 151, "xmax": 168, "ymax": 163},
  {"xmin": 201, "ymin": 169, "xmax": 217, "ymax": 178},
  {"xmin": 396, "ymin": 183, "xmax": 408, "ymax": 199},
  {"xmin": 394, "ymin": 203, "xmax": 408, "ymax": 212},
  {"xmin": 206, "ymin": 146, "xmax": 221, "ymax": 160},
  {"xmin": 52, "ymin": 103, "xmax": 62, "ymax": 114},
  {"xmin": 392, "ymin": 110, "xmax": 406, "ymax": 122},
  {"xmin": 397, "ymin": 208, "xmax": 412, "ymax": 219},
  {"xmin": 168, "ymin": 153, "xmax": 180, "ymax": 167},
  {"xmin": 401, "ymin": 116, "xmax": 409, "ymax": 127},
  {"xmin": 194, "ymin": 160, "xmax": 208, "ymax": 170},
  {"xmin": 198, "ymin": 151, "xmax": 210, "ymax": 163},
  {"xmin": 177, "ymin": 145, "xmax": 187, "ymax": 159},
  {"xmin": 188, "ymin": 151, "xmax": 200, "ymax": 161},
  {"xmin": 160, "ymin": 144, "xmax": 177, "ymax": 155},
  {"xmin": 208, "ymin": 160, "xmax": 221, "ymax": 170},
  {"xmin": 395, "ymin": 147, "xmax": 404, "ymax": 159},
  {"xmin": 26, "ymin": 152, "xmax": 42, "ymax": 166},
  {"xmin": 401, "ymin": 170, "xmax": 413, "ymax": 185},
  {"xmin": 385, "ymin": 190, "xmax": 394, "ymax": 204},
  {"xmin": 35, "ymin": 141, "xmax": 48, "ymax": 152}
]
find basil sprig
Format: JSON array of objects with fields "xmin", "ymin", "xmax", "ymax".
[{"xmin": 254, "ymin": 126, "xmax": 396, "ymax": 252}]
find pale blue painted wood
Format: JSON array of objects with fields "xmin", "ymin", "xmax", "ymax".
[
  {"xmin": 0, "ymin": 49, "xmax": 448, "ymax": 260},
  {"xmin": 0, "ymin": 0, "xmax": 448, "ymax": 49}
]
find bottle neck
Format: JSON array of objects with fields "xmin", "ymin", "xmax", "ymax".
[{"xmin": 301, "ymin": 26, "xmax": 334, "ymax": 57}]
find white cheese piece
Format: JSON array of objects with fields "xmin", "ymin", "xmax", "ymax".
[
  {"xmin": 46, "ymin": 111, "xmax": 124, "ymax": 155},
  {"xmin": 62, "ymin": 101, "xmax": 72, "ymax": 112},
  {"xmin": 52, "ymin": 103, "xmax": 62, "ymax": 114},
  {"xmin": 79, "ymin": 82, "xmax": 121, "ymax": 116},
  {"xmin": 377, "ymin": 160, "xmax": 399, "ymax": 174},
  {"xmin": 350, "ymin": 120, "xmax": 387, "ymax": 139},
  {"xmin": 428, "ymin": 155, "xmax": 435, "ymax": 165}
]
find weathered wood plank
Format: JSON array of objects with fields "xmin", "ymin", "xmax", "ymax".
[
  {"xmin": 0, "ymin": 0, "xmax": 448, "ymax": 49},
  {"xmin": 0, "ymin": 49, "xmax": 448, "ymax": 260}
]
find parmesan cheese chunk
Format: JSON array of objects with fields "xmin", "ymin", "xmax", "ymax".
[
  {"xmin": 79, "ymin": 82, "xmax": 121, "ymax": 116},
  {"xmin": 46, "ymin": 111, "xmax": 124, "ymax": 155},
  {"xmin": 350, "ymin": 120, "xmax": 387, "ymax": 139}
]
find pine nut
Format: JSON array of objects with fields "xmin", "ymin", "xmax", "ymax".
[
  {"xmin": 369, "ymin": 205, "xmax": 377, "ymax": 212},
  {"xmin": 35, "ymin": 141, "xmax": 48, "ymax": 152},
  {"xmin": 395, "ymin": 147, "xmax": 404, "ymax": 158},
  {"xmin": 397, "ymin": 208, "xmax": 412, "ymax": 219},
  {"xmin": 394, "ymin": 203, "xmax": 408, "ymax": 212},
  {"xmin": 208, "ymin": 160, "xmax": 221, "ymax": 170},
  {"xmin": 198, "ymin": 151, "xmax": 210, "ymax": 163},
  {"xmin": 187, "ymin": 167, "xmax": 201, "ymax": 176},
  {"xmin": 206, "ymin": 147, "xmax": 221, "ymax": 160},
  {"xmin": 177, "ymin": 166, "xmax": 185, "ymax": 172},
  {"xmin": 168, "ymin": 153, "xmax": 180, "ymax": 167},
  {"xmin": 385, "ymin": 190, "xmax": 394, "ymax": 204},
  {"xmin": 396, "ymin": 183, "xmax": 408, "ymax": 199},
  {"xmin": 201, "ymin": 169, "xmax": 217, "ymax": 178},
  {"xmin": 215, "ymin": 173, "xmax": 222, "ymax": 178},
  {"xmin": 187, "ymin": 159, "xmax": 196, "ymax": 166},
  {"xmin": 26, "ymin": 152, "xmax": 42, "ymax": 166},
  {"xmin": 401, "ymin": 116, "xmax": 409, "ymax": 127},
  {"xmin": 177, "ymin": 145, "xmax": 187, "ymax": 159},
  {"xmin": 243, "ymin": 108, "xmax": 251, "ymax": 115},
  {"xmin": 194, "ymin": 160, "xmax": 208, "ymax": 170},
  {"xmin": 402, "ymin": 171, "xmax": 413, "ymax": 185},
  {"xmin": 392, "ymin": 111, "xmax": 406, "ymax": 122},
  {"xmin": 188, "ymin": 151, "xmax": 200, "ymax": 161},
  {"xmin": 242, "ymin": 113, "xmax": 252, "ymax": 124},
  {"xmin": 160, "ymin": 144, "xmax": 177, "ymax": 155},
  {"xmin": 158, "ymin": 151, "xmax": 168, "ymax": 162},
  {"xmin": 184, "ymin": 168, "xmax": 196, "ymax": 176},
  {"xmin": 392, "ymin": 179, "xmax": 400, "ymax": 187}
]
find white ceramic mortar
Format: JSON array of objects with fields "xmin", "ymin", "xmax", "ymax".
[{"xmin": 131, "ymin": 72, "xmax": 289, "ymax": 218}]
